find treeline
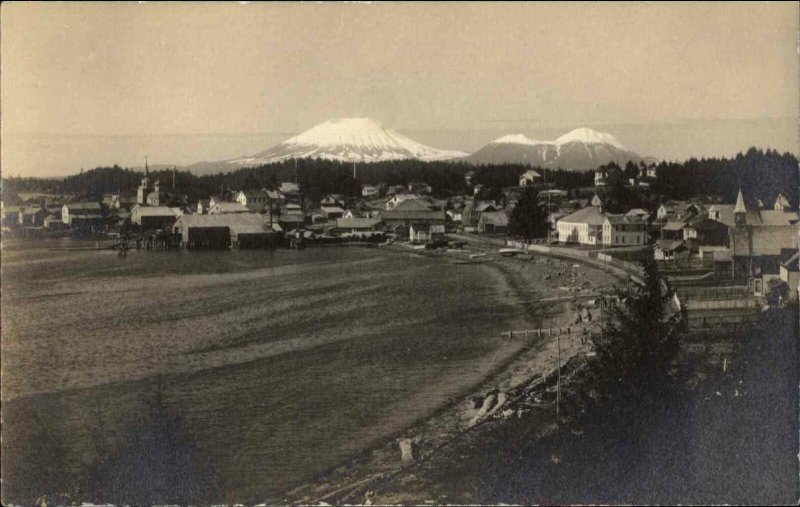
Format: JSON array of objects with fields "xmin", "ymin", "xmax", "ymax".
[
  {"xmin": 650, "ymin": 147, "xmax": 798, "ymax": 208},
  {"xmin": 2, "ymin": 148, "xmax": 797, "ymax": 208},
  {"xmin": 0, "ymin": 159, "xmax": 595, "ymax": 203}
]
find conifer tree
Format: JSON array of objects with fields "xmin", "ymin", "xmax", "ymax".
[
  {"xmin": 508, "ymin": 187, "xmax": 547, "ymax": 240},
  {"xmin": 591, "ymin": 248, "xmax": 682, "ymax": 401}
]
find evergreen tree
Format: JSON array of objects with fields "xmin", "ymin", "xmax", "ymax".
[
  {"xmin": 508, "ymin": 187, "xmax": 547, "ymax": 240},
  {"xmin": 590, "ymin": 248, "xmax": 682, "ymax": 402}
]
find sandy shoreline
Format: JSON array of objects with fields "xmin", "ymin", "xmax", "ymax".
[{"xmin": 281, "ymin": 238, "xmax": 626, "ymax": 504}]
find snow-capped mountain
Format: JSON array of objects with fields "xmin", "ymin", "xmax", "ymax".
[
  {"xmin": 464, "ymin": 127, "xmax": 649, "ymax": 169},
  {"xmin": 226, "ymin": 118, "xmax": 467, "ymax": 167}
]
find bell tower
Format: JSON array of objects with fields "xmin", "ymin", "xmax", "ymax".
[{"xmin": 734, "ymin": 188, "xmax": 746, "ymax": 226}]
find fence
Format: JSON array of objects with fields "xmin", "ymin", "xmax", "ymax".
[
  {"xmin": 506, "ymin": 240, "xmax": 647, "ymax": 280},
  {"xmin": 687, "ymin": 311, "xmax": 761, "ymax": 329},
  {"xmin": 676, "ymin": 285, "xmax": 751, "ymax": 301},
  {"xmin": 508, "ymin": 240, "xmax": 598, "ymax": 259},
  {"xmin": 683, "ymin": 298, "xmax": 756, "ymax": 310},
  {"xmin": 596, "ymin": 252, "xmax": 645, "ymax": 276},
  {"xmin": 501, "ymin": 324, "xmax": 594, "ymax": 340}
]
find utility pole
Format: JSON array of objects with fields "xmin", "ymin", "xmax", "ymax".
[{"xmin": 556, "ymin": 329, "xmax": 561, "ymax": 427}]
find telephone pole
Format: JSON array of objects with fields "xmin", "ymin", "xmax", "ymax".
[{"xmin": 556, "ymin": 330, "xmax": 561, "ymax": 427}]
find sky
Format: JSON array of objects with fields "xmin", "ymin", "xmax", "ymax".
[{"xmin": 2, "ymin": 2, "xmax": 798, "ymax": 177}]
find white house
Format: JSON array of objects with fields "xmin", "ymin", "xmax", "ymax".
[
  {"xmin": 519, "ymin": 169, "xmax": 542, "ymax": 187},
  {"xmin": 556, "ymin": 207, "xmax": 607, "ymax": 245},
  {"xmin": 594, "ymin": 168, "xmax": 608, "ymax": 187},
  {"xmin": 602, "ymin": 215, "xmax": 647, "ymax": 246},
  {"xmin": 62, "ymin": 202, "xmax": 102, "ymax": 226},
  {"xmin": 235, "ymin": 190, "xmax": 270, "ymax": 212},
  {"xmin": 654, "ymin": 239, "xmax": 690, "ymax": 262},
  {"xmin": 774, "ymin": 193, "xmax": 791, "ymax": 211}
]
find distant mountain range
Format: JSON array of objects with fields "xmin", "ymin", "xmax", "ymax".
[
  {"xmin": 463, "ymin": 127, "xmax": 657, "ymax": 169},
  {"xmin": 182, "ymin": 119, "xmax": 653, "ymax": 175}
]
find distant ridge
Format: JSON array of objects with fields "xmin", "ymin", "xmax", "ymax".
[{"xmin": 464, "ymin": 127, "xmax": 654, "ymax": 170}]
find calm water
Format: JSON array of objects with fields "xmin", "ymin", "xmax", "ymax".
[{"xmin": 1, "ymin": 239, "xmax": 529, "ymax": 503}]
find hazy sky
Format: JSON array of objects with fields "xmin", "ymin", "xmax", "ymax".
[{"xmin": 2, "ymin": 2, "xmax": 798, "ymax": 176}]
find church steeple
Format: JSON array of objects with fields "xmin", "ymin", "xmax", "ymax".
[{"xmin": 734, "ymin": 188, "xmax": 746, "ymax": 226}]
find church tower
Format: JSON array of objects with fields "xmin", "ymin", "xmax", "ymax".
[
  {"xmin": 137, "ymin": 156, "xmax": 152, "ymax": 205},
  {"xmin": 734, "ymin": 188, "xmax": 746, "ymax": 226}
]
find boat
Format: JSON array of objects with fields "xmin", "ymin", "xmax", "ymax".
[{"xmin": 498, "ymin": 248, "xmax": 526, "ymax": 257}]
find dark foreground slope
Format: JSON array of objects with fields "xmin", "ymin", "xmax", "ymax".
[{"xmin": 364, "ymin": 307, "xmax": 799, "ymax": 505}]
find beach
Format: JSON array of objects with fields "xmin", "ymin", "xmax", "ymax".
[
  {"xmin": 284, "ymin": 239, "xmax": 625, "ymax": 503},
  {"xmin": 0, "ymin": 237, "xmax": 614, "ymax": 504}
]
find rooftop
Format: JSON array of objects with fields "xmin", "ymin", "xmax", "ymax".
[
  {"xmin": 135, "ymin": 206, "xmax": 183, "ymax": 217},
  {"xmin": 559, "ymin": 206, "xmax": 607, "ymax": 226},
  {"xmin": 336, "ymin": 218, "xmax": 383, "ymax": 229}
]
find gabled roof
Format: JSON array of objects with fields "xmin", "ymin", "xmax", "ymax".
[
  {"xmin": 686, "ymin": 216, "xmax": 729, "ymax": 231},
  {"xmin": 65, "ymin": 202, "xmax": 101, "ymax": 211},
  {"xmin": 521, "ymin": 169, "xmax": 542, "ymax": 179},
  {"xmin": 782, "ymin": 251, "xmax": 799, "ymax": 271},
  {"xmin": 540, "ymin": 189, "xmax": 568, "ymax": 197},
  {"xmin": 663, "ymin": 220, "xmax": 687, "ymax": 231},
  {"xmin": 392, "ymin": 198, "xmax": 437, "ymax": 212},
  {"xmin": 558, "ymin": 206, "xmax": 606, "ymax": 226},
  {"xmin": 69, "ymin": 214, "xmax": 104, "ymax": 220},
  {"xmin": 709, "ymin": 204, "xmax": 798, "ymax": 227},
  {"xmin": 239, "ymin": 189, "xmax": 269, "ymax": 199},
  {"xmin": 655, "ymin": 239, "xmax": 687, "ymax": 252},
  {"xmin": 381, "ymin": 209, "xmax": 447, "ymax": 222},
  {"xmin": 605, "ymin": 214, "xmax": 646, "ymax": 226},
  {"xmin": 174, "ymin": 213, "xmax": 279, "ymax": 232},
  {"xmin": 479, "ymin": 211, "xmax": 510, "ymax": 227},
  {"xmin": 476, "ymin": 202, "xmax": 497, "ymax": 212},
  {"xmin": 135, "ymin": 206, "xmax": 183, "ymax": 217},
  {"xmin": 731, "ymin": 226, "xmax": 798, "ymax": 256},
  {"xmin": 210, "ymin": 202, "xmax": 250, "ymax": 213},
  {"xmin": 336, "ymin": 218, "xmax": 383, "ymax": 229},
  {"xmin": 320, "ymin": 206, "xmax": 345, "ymax": 214},
  {"xmin": 774, "ymin": 193, "xmax": 791, "ymax": 209}
]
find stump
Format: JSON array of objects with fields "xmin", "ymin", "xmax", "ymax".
[{"xmin": 399, "ymin": 438, "xmax": 414, "ymax": 465}]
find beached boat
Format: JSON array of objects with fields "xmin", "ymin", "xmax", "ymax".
[{"xmin": 498, "ymin": 248, "xmax": 525, "ymax": 257}]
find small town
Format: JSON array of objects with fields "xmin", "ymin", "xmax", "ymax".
[
  {"xmin": 2, "ymin": 3, "xmax": 798, "ymax": 506},
  {"xmin": 2, "ymin": 155, "xmax": 798, "ymax": 311}
]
